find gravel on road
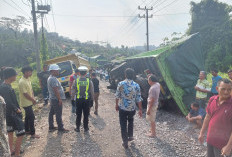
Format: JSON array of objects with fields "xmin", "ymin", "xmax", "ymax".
[{"xmin": 21, "ymin": 81, "xmax": 207, "ymax": 157}]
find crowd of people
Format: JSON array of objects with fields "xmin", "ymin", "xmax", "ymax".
[
  {"xmin": 0, "ymin": 64, "xmax": 100, "ymax": 157},
  {"xmin": 0, "ymin": 65, "xmax": 232, "ymax": 157}
]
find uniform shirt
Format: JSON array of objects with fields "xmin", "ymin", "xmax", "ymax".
[
  {"xmin": 190, "ymin": 107, "xmax": 206, "ymax": 118},
  {"xmin": 92, "ymin": 78, "xmax": 99, "ymax": 93},
  {"xmin": 196, "ymin": 79, "xmax": 210, "ymax": 99},
  {"xmin": 206, "ymin": 95, "xmax": 232, "ymax": 149},
  {"xmin": 71, "ymin": 77, "xmax": 94, "ymax": 100},
  {"xmin": 0, "ymin": 83, "xmax": 20, "ymax": 115},
  {"xmin": 147, "ymin": 83, "xmax": 160, "ymax": 106},
  {"xmin": 115, "ymin": 79, "xmax": 142, "ymax": 111},
  {"xmin": 211, "ymin": 75, "xmax": 222, "ymax": 94},
  {"xmin": 18, "ymin": 76, "xmax": 33, "ymax": 108},
  {"xmin": 37, "ymin": 71, "xmax": 50, "ymax": 88},
  {"xmin": 47, "ymin": 75, "xmax": 66, "ymax": 100}
]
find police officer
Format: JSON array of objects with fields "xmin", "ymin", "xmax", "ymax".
[{"xmin": 71, "ymin": 66, "xmax": 94, "ymax": 132}]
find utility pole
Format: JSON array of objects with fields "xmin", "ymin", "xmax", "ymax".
[
  {"xmin": 37, "ymin": 5, "xmax": 50, "ymax": 62},
  {"xmin": 138, "ymin": 6, "xmax": 153, "ymax": 51},
  {"xmin": 31, "ymin": 0, "xmax": 41, "ymax": 72}
]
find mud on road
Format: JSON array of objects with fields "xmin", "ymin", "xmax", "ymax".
[{"xmin": 21, "ymin": 81, "xmax": 207, "ymax": 157}]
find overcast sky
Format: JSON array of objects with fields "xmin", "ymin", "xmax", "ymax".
[{"xmin": 0, "ymin": 0, "xmax": 231, "ymax": 47}]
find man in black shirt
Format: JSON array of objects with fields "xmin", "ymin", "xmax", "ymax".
[
  {"xmin": 91, "ymin": 72, "xmax": 100, "ymax": 115},
  {"xmin": 37, "ymin": 64, "xmax": 50, "ymax": 105},
  {"xmin": 0, "ymin": 67, "xmax": 25, "ymax": 157}
]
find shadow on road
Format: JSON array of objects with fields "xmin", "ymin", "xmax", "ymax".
[
  {"xmin": 41, "ymin": 132, "xmax": 63, "ymax": 157},
  {"xmin": 89, "ymin": 114, "xmax": 106, "ymax": 131},
  {"xmin": 71, "ymin": 132, "xmax": 103, "ymax": 157},
  {"xmin": 124, "ymin": 142, "xmax": 144, "ymax": 157}
]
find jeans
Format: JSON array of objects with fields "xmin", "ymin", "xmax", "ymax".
[
  {"xmin": 196, "ymin": 98, "xmax": 207, "ymax": 109},
  {"xmin": 23, "ymin": 105, "xmax": 35, "ymax": 135},
  {"xmin": 76, "ymin": 98, "xmax": 90, "ymax": 130},
  {"xmin": 119, "ymin": 109, "xmax": 136, "ymax": 145},
  {"xmin": 42, "ymin": 86, "xmax": 49, "ymax": 102},
  {"xmin": 49, "ymin": 99, "xmax": 64, "ymax": 130}
]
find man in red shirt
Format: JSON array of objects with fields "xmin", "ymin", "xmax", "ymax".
[
  {"xmin": 69, "ymin": 69, "xmax": 79, "ymax": 113},
  {"xmin": 198, "ymin": 78, "xmax": 232, "ymax": 157}
]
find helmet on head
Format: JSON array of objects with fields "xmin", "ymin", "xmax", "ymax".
[
  {"xmin": 49, "ymin": 64, "xmax": 60, "ymax": 71},
  {"xmin": 78, "ymin": 66, "xmax": 88, "ymax": 72}
]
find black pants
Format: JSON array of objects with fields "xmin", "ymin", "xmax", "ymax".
[
  {"xmin": 49, "ymin": 99, "xmax": 63, "ymax": 130},
  {"xmin": 76, "ymin": 98, "xmax": 90, "ymax": 130},
  {"xmin": 119, "ymin": 109, "xmax": 136, "ymax": 145},
  {"xmin": 207, "ymin": 143, "xmax": 231, "ymax": 157},
  {"xmin": 23, "ymin": 105, "xmax": 35, "ymax": 135}
]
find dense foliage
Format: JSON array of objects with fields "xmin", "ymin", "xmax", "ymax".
[
  {"xmin": 187, "ymin": 0, "xmax": 232, "ymax": 72},
  {"xmin": 0, "ymin": 25, "xmax": 140, "ymax": 68}
]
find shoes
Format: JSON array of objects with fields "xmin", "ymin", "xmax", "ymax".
[
  {"xmin": 44, "ymin": 100, "xmax": 48, "ymax": 106},
  {"xmin": 84, "ymin": 128, "xmax": 89, "ymax": 132},
  {"xmin": 74, "ymin": 128, "xmax": 80, "ymax": 132},
  {"xmin": 122, "ymin": 143, "xmax": 128, "ymax": 149},
  {"xmin": 31, "ymin": 134, "xmax": 40, "ymax": 138},
  {"xmin": 94, "ymin": 111, "xmax": 98, "ymax": 115},
  {"xmin": 58, "ymin": 128, "xmax": 69, "ymax": 133},
  {"xmin": 128, "ymin": 137, "xmax": 134, "ymax": 141},
  {"xmin": 49, "ymin": 127, "xmax": 58, "ymax": 132}
]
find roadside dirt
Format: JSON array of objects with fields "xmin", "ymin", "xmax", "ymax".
[{"xmin": 21, "ymin": 81, "xmax": 207, "ymax": 157}]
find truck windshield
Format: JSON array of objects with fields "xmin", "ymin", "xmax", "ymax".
[{"xmin": 57, "ymin": 61, "xmax": 73, "ymax": 78}]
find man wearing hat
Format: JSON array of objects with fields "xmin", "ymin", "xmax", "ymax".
[
  {"xmin": 71, "ymin": 66, "xmax": 94, "ymax": 132},
  {"xmin": 0, "ymin": 67, "xmax": 25, "ymax": 157},
  {"xmin": 47, "ymin": 64, "xmax": 69, "ymax": 133}
]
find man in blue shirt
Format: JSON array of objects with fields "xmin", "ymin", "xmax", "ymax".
[
  {"xmin": 186, "ymin": 102, "xmax": 206, "ymax": 129},
  {"xmin": 115, "ymin": 68, "xmax": 143, "ymax": 149},
  {"xmin": 210, "ymin": 69, "xmax": 222, "ymax": 97}
]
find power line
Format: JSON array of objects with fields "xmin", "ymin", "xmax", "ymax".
[
  {"xmin": 21, "ymin": 0, "xmax": 31, "ymax": 7},
  {"xmin": 2, "ymin": 0, "xmax": 30, "ymax": 17},
  {"xmin": 50, "ymin": 0, "xmax": 56, "ymax": 32},
  {"xmin": 44, "ymin": 14, "xmax": 50, "ymax": 32},
  {"xmin": 9, "ymin": 0, "xmax": 31, "ymax": 17},
  {"xmin": 49, "ymin": 14, "xmax": 136, "ymax": 18},
  {"xmin": 153, "ymin": 0, "xmax": 181, "ymax": 14}
]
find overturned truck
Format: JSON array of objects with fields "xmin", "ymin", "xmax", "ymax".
[{"xmin": 109, "ymin": 34, "xmax": 204, "ymax": 115}]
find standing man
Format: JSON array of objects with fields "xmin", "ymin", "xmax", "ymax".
[
  {"xmin": 199, "ymin": 79, "xmax": 232, "ymax": 157},
  {"xmin": 210, "ymin": 69, "xmax": 222, "ymax": 97},
  {"xmin": 0, "ymin": 67, "xmax": 25, "ymax": 157},
  {"xmin": 115, "ymin": 68, "xmax": 143, "ymax": 149},
  {"xmin": 146, "ymin": 75, "xmax": 160, "ymax": 137},
  {"xmin": 91, "ymin": 72, "xmax": 100, "ymax": 115},
  {"xmin": 194, "ymin": 71, "xmax": 211, "ymax": 108},
  {"xmin": 71, "ymin": 66, "xmax": 94, "ymax": 132},
  {"xmin": 19, "ymin": 66, "xmax": 39, "ymax": 138},
  {"xmin": 47, "ymin": 64, "xmax": 69, "ymax": 133},
  {"xmin": 69, "ymin": 69, "xmax": 79, "ymax": 114},
  {"xmin": 37, "ymin": 64, "xmax": 50, "ymax": 106}
]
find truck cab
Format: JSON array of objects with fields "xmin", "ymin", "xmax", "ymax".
[{"xmin": 57, "ymin": 60, "xmax": 76, "ymax": 93}]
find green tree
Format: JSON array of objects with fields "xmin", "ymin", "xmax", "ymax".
[{"xmin": 187, "ymin": 0, "xmax": 232, "ymax": 72}]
